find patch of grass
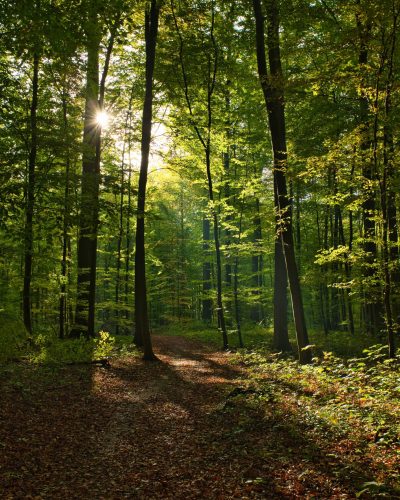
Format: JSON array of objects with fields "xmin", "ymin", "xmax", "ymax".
[
  {"xmin": 153, "ymin": 320, "xmax": 221, "ymax": 345},
  {"xmin": 153, "ymin": 319, "xmax": 274, "ymax": 349}
]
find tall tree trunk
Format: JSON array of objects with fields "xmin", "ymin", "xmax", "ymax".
[
  {"xmin": 204, "ymin": 1, "xmax": 228, "ymax": 349},
  {"xmin": 223, "ymin": 82, "xmax": 234, "ymax": 326},
  {"xmin": 202, "ymin": 217, "xmax": 213, "ymax": 321},
  {"xmin": 384, "ymin": 5, "xmax": 399, "ymax": 326},
  {"xmin": 253, "ymin": 0, "xmax": 311, "ymax": 363},
  {"xmin": 71, "ymin": 7, "xmax": 118, "ymax": 338},
  {"xmin": 23, "ymin": 52, "xmax": 39, "ymax": 335},
  {"xmin": 273, "ymin": 164, "xmax": 290, "ymax": 351},
  {"xmin": 115, "ymin": 133, "xmax": 126, "ymax": 336},
  {"xmin": 273, "ymin": 164, "xmax": 290, "ymax": 350},
  {"xmin": 134, "ymin": 0, "xmax": 159, "ymax": 361},
  {"xmin": 356, "ymin": 7, "xmax": 380, "ymax": 336},
  {"xmin": 377, "ymin": 68, "xmax": 395, "ymax": 357},
  {"xmin": 337, "ymin": 207, "xmax": 355, "ymax": 335},
  {"xmin": 71, "ymin": 2, "xmax": 101, "ymax": 338},
  {"xmin": 251, "ymin": 197, "xmax": 264, "ymax": 323},
  {"xmin": 206, "ymin": 157, "xmax": 228, "ymax": 349},
  {"xmin": 294, "ymin": 181, "xmax": 301, "ymax": 269},
  {"xmin": 171, "ymin": 0, "xmax": 228, "ymax": 348},
  {"xmin": 273, "ymin": 233, "xmax": 291, "ymax": 351},
  {"xmin": 233, "ymin": 200, "xmax": 245, "ymax": 348},
  {"xmin": 125, "ymin": 114, "xmax": 133, "ymax": 323},
  {"xmin": 315, "ymin": 205, "xmax": 329, "ymax": 335},
  {"xmin": 59, "ymin": 92, "xmax": 71, "ymax": 339},
  {"xmin": 115, "ymin": 92, "xmax": 134, "ymax": 335},
  {"xmin": 377, "ymin": 8, "xmax": 398, "ymax": 357}
]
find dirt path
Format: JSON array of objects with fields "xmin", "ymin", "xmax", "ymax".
[{"xmin": 1, "ymin": 335, "xmax": 361, "ymax": 499}]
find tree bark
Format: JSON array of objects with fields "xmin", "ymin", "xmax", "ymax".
[
  {"xmin": 234, "ymin": 201, "xmax": 245, "ymax": 348},
  {"xmin": 71, "ymin": 6, "xmax": 119, "ymax": 338},
  {"xmin": 116, "ymin": 91, "xmax": 134, "ymax": 335},
  {"xmin": 71, "ymin": 1, "xmax": 101, "ymax": 338},
  {"xmin": 253, "ymin": 0, "xmax": 311, "ymax": 363},
  {"xmin": 59, "ymin": 91, "xmax": 71, "ymax": 339},
  {"xmin": 250, "ymin": 197, "xmax": 264, "ymax": 323},
  {"xmin": 23, "ymin": 52, "xmax": 39, "ymax": 335},
  {"xmin": 171, "ymin": 0, "xmax": 228, "ymax": 348},
  {"xmin": 125, "ymin": 113, "xmax": 134, "ymax": 323},
  {"xmin": 134, "ymin": 0, "xmax": 160, "ymax": 361},
  {"xmin": 202, "ymin": 217, "xmax": 213, "ymax": 322},
  {"xmin": 384, "ymin": 5, "xmax": 399, "ymax": 329},
  {"xmin": 356, "ymin": 6, "xmax": 381, "ymax": 336},
  {"xmin": 273, "ymin": 234, "xmax": 291, "ymax": 351}
]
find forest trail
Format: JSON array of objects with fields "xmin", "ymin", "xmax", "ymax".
[{"xmin": 1, "ymin": 335, "xmax": 368, "ymax": 499}]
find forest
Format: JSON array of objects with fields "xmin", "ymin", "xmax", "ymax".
[{"xmin": 1, "ymin": 0, "xmax": 400, "ymax": 498}]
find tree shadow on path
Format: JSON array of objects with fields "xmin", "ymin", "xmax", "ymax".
[{"xmin": 0, "ymin": 335, "xmax": 388, "ymax": 499}]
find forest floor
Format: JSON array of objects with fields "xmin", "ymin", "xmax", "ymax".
[{"xmin": 0, "ymin": 335, "xmax": 398, "ymax": 499}]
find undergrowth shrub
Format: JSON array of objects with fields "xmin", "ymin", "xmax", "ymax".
[
  {"xmin": 0, "ymin": 314, "xmax": 29, "ymax": 363},
  {"xmin": 232, "ymin": 343, "xmax": 400, "ymax": 496},
  {"xmin": 29, "ymin": 330, "xmax": 116, "ymax": 364},
  {"xmin": 234, "ymin": 343, "xmax": 400, "ymax": 446}
]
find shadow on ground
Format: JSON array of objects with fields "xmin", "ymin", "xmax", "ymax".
[{"xmin": 0, "ymin": 335, "xmax": 389, "ymax": 499}]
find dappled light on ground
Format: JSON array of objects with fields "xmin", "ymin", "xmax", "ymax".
[{"xmin": 1, "ymin": 335, "xmax": 398, "ymax": 498}]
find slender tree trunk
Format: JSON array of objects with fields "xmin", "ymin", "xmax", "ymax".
[
  {"xmin": 115, "ymin": 93, "xmax": 134, "ymax": 335},
  {"xmin": 177, "ymin": 184, "xmax": 187, "ymax": 321},
  {"xmin": 337, "ymin": 208, "xmax": 355, "ymax": 335},
  {"xmin": 171, "ymin": 0, "xmax": 228, "ymax": 348},
  {"xmin": 329, "ymin": 167, "xmax": 340, "ymax": 330},
  {"xmin": 251, "ymin": 197, "xmax": 264, "ymax": 323},
  {"xmin": 377, "ymin": 58, "xmax": 395, "ymax": 357},
  {"xmin": 71, "ymin": 2, "xmax": 101, "ymax": 338},
  {"xmin": 356, "ymin": 7, "xmax": 380, "ymax": 336},
  {"xmin": 204, "ymin": 2, "xmax": 228, "ymax": 349},
  {"xmin": 223, "ymin": 83, "xmax": 234, "ymax": 326},
  {"xmin": 316, "ymin": 205, "xmax": 329, "ymax": 335},
  {"xmin": 378, "ymin": 9, "xmax": 398, "ymax": 356},
  {"xmin": 273, "ymin": 164, "xmax": 290, "ymax": 350},
  {"xmin": 253, "ymin": 0, "xmax": 311, "ymax": 363},
  {"xmin": 380, "ymin": 169, "xmax": 396, "ymax": 357},
  {"xmin": 94, "ymin": 19, "xmax": 118, "ymax": 332},
  {"xmin": 71, "ymin": 7, "xmax": 118, "ymax": 338},
  {"xmin": 23, "ymin": 52, "xmax": 39, "ymax": 335},
  {"xmin": 59, "ymin": 93, "xmax": 70, "ymax": 339},
  {"xmin": 124, "ymin": 112, "xmax": 133, "ymax": 323},
  {"xmin": 273, "ymin": 161, "xmax": 290, "ymax": 350},
  {"xmin": 134, "ymin": 0, "xmax": 159, "ymax": 361},
  {"xmin": 115, "ymin": 139, "xmax": 125, "ymax": 336},
  {"xmin": 233, "ymin": 202, "xmax": 245, "ymax": 348},
  {"xmin": 206, "ymin": 150, "xmax": 228, "ymax": 348},
  {"xmin": 273, "ymin": 234, "xmax": 291, "ymax": 351},
  {"xmin": 385, "ymin": 114, "xmax": 399, "ymax": 321},
  {"xmin": 202, "ymin": 217, "xmax": 213, "ymax": 321},
  {"xmin": 295, "ymin": 181, "xmax": 301, "ymax": 269},
  {"xmin": 384, "ymin": 6, "xmax": 399, "ymax": 326}
]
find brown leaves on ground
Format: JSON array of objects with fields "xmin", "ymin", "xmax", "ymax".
[{"xmin": 0, "ymin": 336, "xmax": 389, "ymax": 499}]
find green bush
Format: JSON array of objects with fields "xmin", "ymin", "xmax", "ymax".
[
  {"xmin": 0, "ymin": 314, "xmax": 29, "ymax": 363},
  {"xmin": 29, "ymin": 330, "xmax": 116, "ymax": 365}
]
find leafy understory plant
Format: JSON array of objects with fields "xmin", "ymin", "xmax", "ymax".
[
  {"xmin": 28, "ymin": 331, "xmax": 119, "ymax": 365},
  {"xmin": 231, "ymin": 343, "xmax": 400, "ymax": 493}
]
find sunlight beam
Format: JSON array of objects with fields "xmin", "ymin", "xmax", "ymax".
[{"xmin": 96, "ymin": 110, "xmax": 109, "ymax": 129}]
